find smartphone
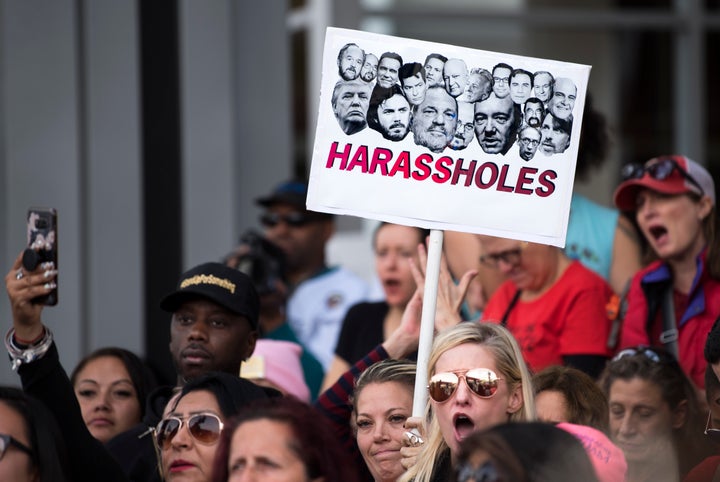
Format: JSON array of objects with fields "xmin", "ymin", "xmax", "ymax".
[{"xmin": 23, "ymin": 207, "xmax": 58, "ymax": 305}]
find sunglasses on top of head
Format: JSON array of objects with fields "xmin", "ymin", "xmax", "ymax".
[
  {"xmin": 612, "ymin": 345, "xmax": 678, "ymax": 365},
  {"xmin": 154, "ymin": 412, "xmax": 224, "ymax": 450},
  {"xmin": 428, "ymin": 368, "xmax": 502, "ymax": 403},
  {"xmin": 621, "ymin": 157, "xmax": 705, "ymax": 196}
]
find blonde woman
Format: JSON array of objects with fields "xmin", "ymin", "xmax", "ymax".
[{"xmin": 400, "ymin": 322, "xmax": 535, "ymax": 482}]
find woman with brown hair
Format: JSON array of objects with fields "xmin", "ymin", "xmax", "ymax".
[
  {"xmin": 614, "ymin": 154, "xmax": 719, "ymax": 389},
  {"xmin": 600, "ymin": 346, "xmax": 713, "ymax": 481},
  {"xmin": 532, "ymin": 365, "xmax": 609, "ymax": 433}
]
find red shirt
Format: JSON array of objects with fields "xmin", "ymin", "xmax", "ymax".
[
  {"xmin": 482, "ymin": 261, "xmax": 614, "ymax": 373},
  {"xmin": 683, "ymin": 455, "xmax": 720, "ymax": 482},
  {"xmin": 619, "ymin": 253, "xmax": 720, "ymax": 389}
]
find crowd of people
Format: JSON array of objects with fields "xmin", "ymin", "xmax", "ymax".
[{"xmin": 2, "ymin": 74, "xmax": 720, "ymax": 481}]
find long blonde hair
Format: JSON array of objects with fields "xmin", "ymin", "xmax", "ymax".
[{"xmin": 399, "ymin": 323, "xmax": 535, "ymax": 482}]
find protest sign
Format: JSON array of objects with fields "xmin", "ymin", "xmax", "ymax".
[{"xmin": 308, "ymin": 27, "xmax": 591, "ymax": 247}]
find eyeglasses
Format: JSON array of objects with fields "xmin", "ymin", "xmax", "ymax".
[
  {"xmin": 705, "ymin": 411, "xmax": 720, "ymax": 442},
  {"xmin": 519, "ymin": 137, "xmax": 540, "ymax": 146},
  {"xmin": 154, "ymin": 413, "xmax": 224, "ymax": 450},
  {"xmin": 428, "ymin": 368, "xmax": 502, "ymax": 403},
  {"xmin": 493, "ymin": 77, "xmax": 509, "ymax": 85},
  {"xmin": 479, "ymin": 243, "xmax": 527, "ymax": 269},
  {"xmin": 260, "ymin": 212, "xmax": 316, "ymax": 228},
  {"xmin": 621, "ymin": 158, "xmax": 705, "ymax": 196},
  {"xmin": 457, "ymin": 460, "xmax": 501, "ymax": 482},
  {"xmin": 0, "ymin": 434, "xmax": 33, "ymax": 461}
]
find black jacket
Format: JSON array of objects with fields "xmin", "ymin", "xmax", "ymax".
[
  {"xmin": 18, "ymin": 342, "xmax": 129, "ymax": 482},
  {"xmin": 105, "ymin": 385, "xmax": 176, "ymax": 482}
]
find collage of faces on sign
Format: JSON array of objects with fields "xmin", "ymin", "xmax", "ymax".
[{"xmin": 332, "ymin": 42, "xmax": 576, "ymax": 162}]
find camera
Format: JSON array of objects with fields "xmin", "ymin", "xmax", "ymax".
[{"xmin": 228, "ymin": 230, "xmax": 286, "ymax": 295}]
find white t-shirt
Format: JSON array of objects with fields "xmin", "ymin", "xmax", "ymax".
[{"xmin": 286, "ymin": 266, "xmax": 369, "ymax": 370}]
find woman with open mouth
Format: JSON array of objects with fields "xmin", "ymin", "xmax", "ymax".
[
  {"xmin": 399, "ymin": 322, "xmax": 535, "ymax": 482},
  {"xmin": 320, "ymin": 223, "xmax": 430, "ymax": 392},
  {"xmin": 613, "ymin": 154, "xmax": 719, "ymax": 390}
]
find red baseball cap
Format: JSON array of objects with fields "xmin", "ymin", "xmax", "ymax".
[{"xmin": 613, "ymin": 154, "xmax": 715, "ymax": 211}]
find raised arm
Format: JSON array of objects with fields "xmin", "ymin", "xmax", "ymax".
[{"xmin": 5, "ymin": 251, "xmax": 129, "ymax": 482}]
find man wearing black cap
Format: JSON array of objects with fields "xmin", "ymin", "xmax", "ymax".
[
  {"xmin": 161, "ymin": 262, "xmax": 259, "ymax": 384},
  {"xmin": 256, "ymin": 180, "xmax": 369, "ymax": 370}
]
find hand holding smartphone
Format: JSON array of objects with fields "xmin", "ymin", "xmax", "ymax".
[{"xmin": 23, "ymin": 207, "xmax": 58, "ymax": 305}]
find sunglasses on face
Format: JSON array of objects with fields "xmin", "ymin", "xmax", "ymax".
[
  {"xmin": 154, "ymin": 413, "xmax": 224, "ymax": 450},
  {"xmin": 621, "ymin": 158, "xmax": 705, "ymax": 196},
  {"xmin": 0, "ymin": 433, "xmax": 33, "ymax": 462},
  {"xmin": 259, "ymin": 212, "xmax": 319, "ymax": 228},
  {"xmin": 705, "ymin": 411, "xmax": 720, "ymax": 442},
  {"xmin": 428, "ymin": 368, "xmax": 502, "ymax": 403},
  {"xmin": 457, "ymin": 460, "xmax": 501, "ymax": 482}
]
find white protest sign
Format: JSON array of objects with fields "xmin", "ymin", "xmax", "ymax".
[{"xmin": 307, "ymin": 27, "xmax": 591, "ymax": 247}]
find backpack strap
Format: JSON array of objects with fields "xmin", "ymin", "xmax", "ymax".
[
  {"xmin": 659, "ymin": 281, "xmax": 679, "ymax": 359},
  {"xmin": 640, "ymin": 277, "xmax": 679, "ymax": 359}
]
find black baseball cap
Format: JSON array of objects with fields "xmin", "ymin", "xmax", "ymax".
[{"xmin": 160, "ymin": 262, "xmax": 259, "ymax": 330}]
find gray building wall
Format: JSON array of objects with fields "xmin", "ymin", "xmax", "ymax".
[{"xmin": 0, "ymin": 0, "xmax": 291, "ymax": 385}]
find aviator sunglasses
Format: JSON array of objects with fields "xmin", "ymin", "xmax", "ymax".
[
  {"xmin": 154, "ymin": 413, "xmax": 224, "ymax": 450},
  {"xmin": 621, "ymin": 157, "xmax": 705, "ymax": 196},
  {"xmin": 428, "ymin": 368, "xmax": 502, "ymax": 403}
]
